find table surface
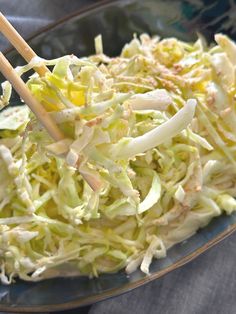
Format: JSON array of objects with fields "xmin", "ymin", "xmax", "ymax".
[{"xmin": 1, "ymin": 1, "xmax": 236, "ymax": 314}]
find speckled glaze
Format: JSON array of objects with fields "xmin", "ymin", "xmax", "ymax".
[{"xmin": 1, "ymin": 0, "xmax": 236, "ymax": 312}]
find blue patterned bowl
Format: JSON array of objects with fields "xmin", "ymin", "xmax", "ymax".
[{"xmin": 1, "ymin": 0, "xmax": 236, "ymax": 312}]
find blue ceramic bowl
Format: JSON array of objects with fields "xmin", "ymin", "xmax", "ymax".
[{"xmin": 1, "ymin": 0, "xmax": 236, "ymax": 312}]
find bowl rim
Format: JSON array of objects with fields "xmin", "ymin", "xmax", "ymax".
[
  {"xmin": 1, "ymin": 224, "xmax": 236, "ymax": 313},
  {"xmin": 3, "ymin": 0, "xmax": 120, "ymax": 55},
  {"xmin": 2, "ymin": 0, "xmax": 236, "ymax": 312}
]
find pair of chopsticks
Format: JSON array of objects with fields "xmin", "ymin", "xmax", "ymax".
[
  {"xmin": 0, "ymin": 12, "xmax": 97, "ymax": 190},
  {"xmin": 0, "ymin": 12, "xmax": 65, "ymax": 141}
]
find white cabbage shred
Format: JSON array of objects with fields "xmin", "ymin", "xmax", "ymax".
[{"xmin": 0, "ymin": 33, "xmax": 236, "ymax": 283}]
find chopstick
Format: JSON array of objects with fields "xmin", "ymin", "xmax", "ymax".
[
  {"xmin": 0, "ymin": 11, "xmax": 64, "ymax": 141},
  {"xmin": 0, "ymin": 11, "xmax": 48, "ymax": 76},
  {"xmin": 0, "ymin": 52, "xmax": 65, "ymax": 141},
  {"xmin": 0, "ymin": 12, "xmax": 97, "ymax": 189}
]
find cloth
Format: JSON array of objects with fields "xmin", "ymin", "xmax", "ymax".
[
  {"xmin": 0, "ymin": 1, "xmax": 236, "ymax": 314},
  {"xmin": 91, "ymin": 235, "xmax": 236, "ymax": 314}
]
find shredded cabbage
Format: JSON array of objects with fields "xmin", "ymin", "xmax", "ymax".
[{"xmin": 0, "ymin": 33, "xmax": 236, "ymax": 283}]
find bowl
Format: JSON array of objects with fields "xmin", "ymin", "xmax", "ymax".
[{"xmin": 1, "ymin": 0, "xmax": 236, "ymax": 312}]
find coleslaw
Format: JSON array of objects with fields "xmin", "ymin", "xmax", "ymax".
[{"xmin": 0, "ymin": 33, "xmax": 236, "ymax": 283}]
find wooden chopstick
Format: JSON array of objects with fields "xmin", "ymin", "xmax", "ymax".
[
  {"xmin": 0, "ymin": 52, "xmax": 65, "ymax": 141},
  {"xmin": 0, "ymin": 12, "xmax": 65, "ymax": 141},
  {"xmin": 0, "ymin": 12, "xmax": 48, "ymax": 77},
  {"xmin": 0, "ymin": 13, "xmax": 96, "ymax": 188}
]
